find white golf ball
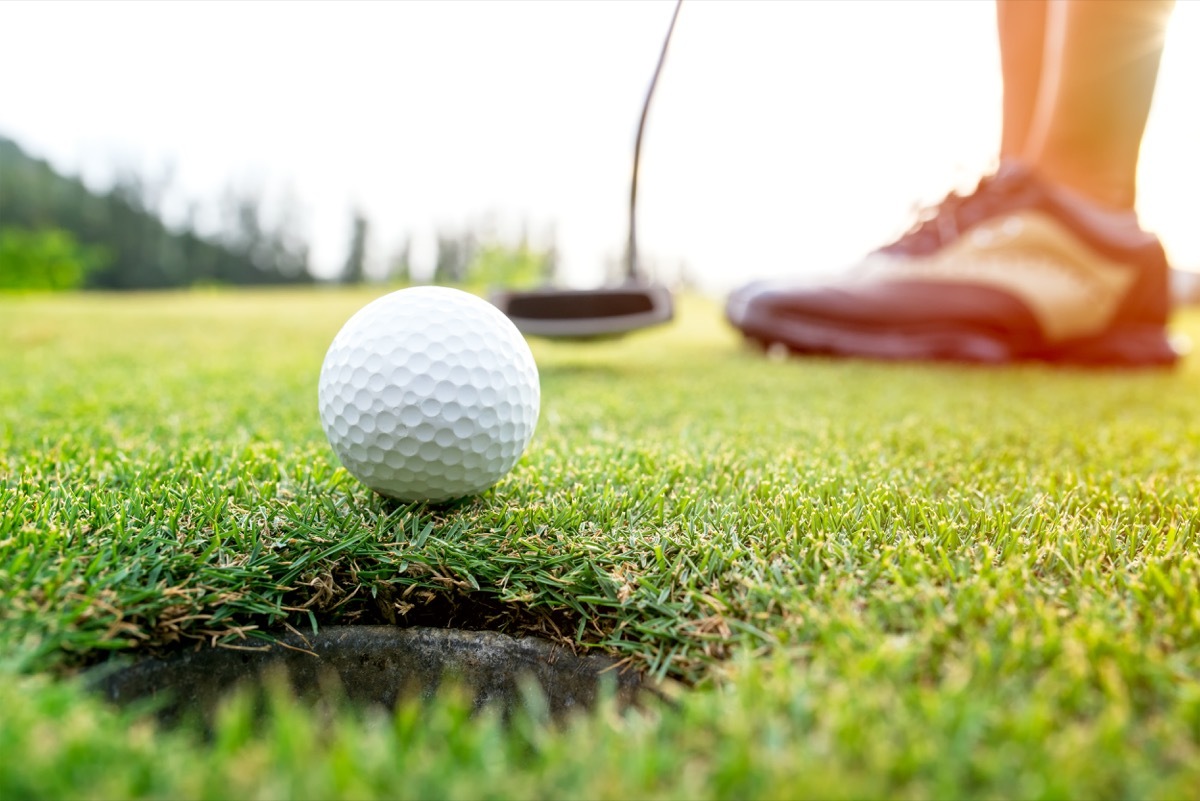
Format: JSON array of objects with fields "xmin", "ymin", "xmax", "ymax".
[{"xmin": 318, "ymin": 286, "xmax": 540, "ymax": 502}]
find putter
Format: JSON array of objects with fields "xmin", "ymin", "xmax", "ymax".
[{"xmin": 492, "ymin": 0, "xmax": 682, "ymax": 339}]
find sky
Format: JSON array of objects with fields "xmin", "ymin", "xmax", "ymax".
[{"xmin": 1, "ymin": 0, "xmax": 1198, "ymax": 291}]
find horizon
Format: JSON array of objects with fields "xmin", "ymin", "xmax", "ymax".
[{"xmin": 1, "ymin": 0, "xmax": 1197, "ymax": 291}]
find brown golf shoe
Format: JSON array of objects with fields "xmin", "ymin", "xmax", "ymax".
[{"xmin": 726, "ymin": 166, "xmax": 1180, "ymax": 366}]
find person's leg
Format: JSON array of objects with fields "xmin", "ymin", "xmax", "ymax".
[
  {"xmin": 726, "ymin": 0, "xmax": 1180, "ymax": 366},
  {"xmin": 1022, "ymin": 0, "xmax": 1175, "ymax": 209},
  {"xmin": 996, "ymin": 0, "xmax": 1049, "ymax": 162},
  {"xmin": 871, "ymin": 0, "xmax": 1050, "ymax": 258}
]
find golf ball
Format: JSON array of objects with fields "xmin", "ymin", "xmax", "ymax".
[{"xmin": 318, "ymin": 286, "xmax": 540, "ymax": 502}]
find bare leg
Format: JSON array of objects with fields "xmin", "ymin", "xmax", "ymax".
[
  {"xmin": 1021, "ymin": 0, "xmax": 1175, "ymax": 209},
  {"xmin": 726, "ymin": 0, "xmax": 1180, "ymax": 366},
  {"xmin": 996, "ymin": 0, "xmax": 1049, "ymax": 161}
]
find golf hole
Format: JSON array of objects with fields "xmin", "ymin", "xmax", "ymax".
[{"xmin": 93, "ymin": 626, "xmax": 651, "ymax": 727}]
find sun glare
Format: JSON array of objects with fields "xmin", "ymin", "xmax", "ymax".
[{"xmin": 1139, "ymin": 2, "xmax": 1200, "ymax": 271}]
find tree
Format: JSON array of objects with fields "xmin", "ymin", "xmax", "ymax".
[
  {"xmin": 387, "ymin": 236, "xmax": 412, "ymax": 284},
  {"xmin": 464, "ymin": 242, "xmax": 551, "ymax": 290},
  {"xmin": 433, "ymin": 228, "xmax": 475, "ymax": 284},
  {"xmin": 0, "ymin": 134, "xmax": 316, "ymax": 289},
  {"xmin": 0, "ymin": 227, "xmax": 108, "ymax": 291},
  {"xmin": 341, "ymin": 209, "xmax": 369, "ymax": 284}
]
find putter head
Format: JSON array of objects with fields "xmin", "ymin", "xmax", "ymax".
[
  {"xmin": 491, "ymin": 283, "xmax": 674, "ymax": 339},
  {"xmin": 494, "ymin": 1, "xmax": 681, "ymax": 342}
]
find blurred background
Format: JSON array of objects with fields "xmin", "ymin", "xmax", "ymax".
[{"xmin": 1, "ymin": 0, "xmax": 1197, "ymax": 294}]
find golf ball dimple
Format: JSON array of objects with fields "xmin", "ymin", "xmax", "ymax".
[{"xmin": 318, "ymin": 286, "xmax": 540, "ymax": 502}]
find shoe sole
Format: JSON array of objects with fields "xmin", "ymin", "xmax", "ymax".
[{"xmin": 738, "ymin": 316, "xmax": 1182, "ymax": 367}]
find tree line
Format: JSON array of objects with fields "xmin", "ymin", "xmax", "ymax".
[
  {"xmin": 0, "ymin": 135, "xmax": 314, "ymax": 290},
  {"xmin": 0, "ymin": 134, "xmax": 559, "ymax": 292}
]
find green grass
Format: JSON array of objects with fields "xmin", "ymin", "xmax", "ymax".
[{"xmin": 2, "ymin": 287, "xmax": 1200, "ymax": 799}]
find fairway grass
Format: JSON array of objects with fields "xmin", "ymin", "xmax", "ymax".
[{"xmin": 2, "ymin": 288, "xmax": 1199, "ymax": 799}]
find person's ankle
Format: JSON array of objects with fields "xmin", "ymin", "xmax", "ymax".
[
  {"xmin": 1001, "ymin": 158, "xmax": 1143, "ymax": 233},
  {"xmin": 1026, "ymin": 161, "xmax": 1136, "ymax": 211},
  {"xmin": 1046, "ymin": 180, "xmax": 1142, "ymax": 232}
]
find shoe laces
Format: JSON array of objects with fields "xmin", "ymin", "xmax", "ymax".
[{"xmin": 882, "ymin": 172, "xmax": 1017, "ymax": 256}]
